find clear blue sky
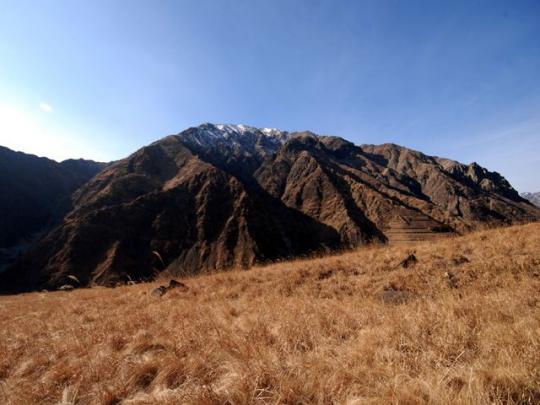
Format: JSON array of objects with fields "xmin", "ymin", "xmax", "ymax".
[{"xmin": 0, "ymin": 0, "xmax": 539, "ymax": 191}]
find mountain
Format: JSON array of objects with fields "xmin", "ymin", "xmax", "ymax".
[
  {"xmin": 2, "ymin": 124, "xmax": 538, "ymax": 292},
  {"xmin": 0, "ymin": 146, "xmax": 106, "ymax": 271},
  {"xmin": 521, "ymin": 192, "xmax": 540, "ymax": 207}
]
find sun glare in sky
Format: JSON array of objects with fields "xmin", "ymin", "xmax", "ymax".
[{"xmin": 0, "ymin": 101, "xmax": 108, "ymax": 162}]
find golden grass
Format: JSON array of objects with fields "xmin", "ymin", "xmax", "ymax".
[{"xmin": 1, "ymin": 223, "xmax": 539, "ymax": 404}]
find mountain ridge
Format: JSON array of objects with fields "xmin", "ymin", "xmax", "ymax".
[{"xmin": 1, "ymin": 123, "xmax": 538, "ymax": 292}]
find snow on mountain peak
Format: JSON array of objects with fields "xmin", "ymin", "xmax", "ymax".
[
  {"xmin": 213, "ymin": 124, "xmax": 286, "ymax": 137},
  {"xmin": 180, "ymin": 123, "xmax": 290, "ymax": 155},
  {"xmin": 261, "ymin": 127, "xmax": 284, "ymax": 137},
  {"xmin": 204, "ymin": 123, "xmax": 289, "ymax": 142},
  {"xmin": 214, "ymin": 124, "xmax": 256, "ymax": 134}
]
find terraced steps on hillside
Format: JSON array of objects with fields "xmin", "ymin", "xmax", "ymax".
[{"xmin": 384, "ymin": 210, "xmax": 451, "ymax": 245}]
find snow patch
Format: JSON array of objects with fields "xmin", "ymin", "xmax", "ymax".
[{"xmin": 188, "ymin": 123, "xmax": 290, "ymax": 155}]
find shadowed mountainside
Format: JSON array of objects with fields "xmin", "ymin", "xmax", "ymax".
[
  {"xmin": 1, "ymin": 124, "xmax": 538, "ymax": 291},
  {"xmin": 0, "ymin": 146, "xmax": 106, "ymax": 270}
]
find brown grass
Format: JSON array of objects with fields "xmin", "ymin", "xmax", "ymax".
[{"xmin": 1, "ymin": 223, "xmax": 539, "ymax": 404}]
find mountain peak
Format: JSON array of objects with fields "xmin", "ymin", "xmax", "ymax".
[
  {"xmin": 199, "ymin": 123, "xmax": 289, "ymax": 140},
  {"xmin": 173, "ymin": 123, "xmax": 291, "ymax": 159},
  {"xmin": 521, "ymin": 191, "xmax": 540, "ymax": 207},
  {"xmin": 214, "ymin": 123, "xmax": 257, "ymax": 134}
]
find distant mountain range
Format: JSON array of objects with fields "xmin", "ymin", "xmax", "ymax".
[
  {"xmin": 521, "ymin": 192, "xmax": 540, "ymax": 207},
  {"xmin": 1, "ymin": 124, "xmax": 539, "ymax": 292}
]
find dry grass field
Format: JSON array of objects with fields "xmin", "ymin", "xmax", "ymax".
[{"xmin": 1, "ymin": 223, "xmax": 539, "ymax": 404}]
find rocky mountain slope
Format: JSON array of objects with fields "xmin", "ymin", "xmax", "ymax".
[
  {"xmin": 0, "ymin": 146, "xmax": 106, "ymax": 271},
  {"xmin": 521, "ymin": 191, "xmax": 540, "ymax": 207},
  {"xmin": 2, "ymin": 124, "xmax": 538, "ymax": 291}
]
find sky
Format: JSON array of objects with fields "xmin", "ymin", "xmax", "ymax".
[{"xmin": 0, "ymin": 0, "xmax": 539, "ymax": 191}]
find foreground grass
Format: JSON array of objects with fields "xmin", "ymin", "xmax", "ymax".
[{"xmin": 0, "ymin": 223, "xmax": 539, "ymax": 404}]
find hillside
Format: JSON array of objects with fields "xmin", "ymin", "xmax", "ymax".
[
  {"xmin": 2, "ymin": 124, "xmax": 538, "ymax": 292},
  {"xmin": 0, "ymin": 146, "xmax": 106, "ymax": 271},
  {"xmin": 0, "ymin": 222, "xmax": 539, "ymax": 404}
]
